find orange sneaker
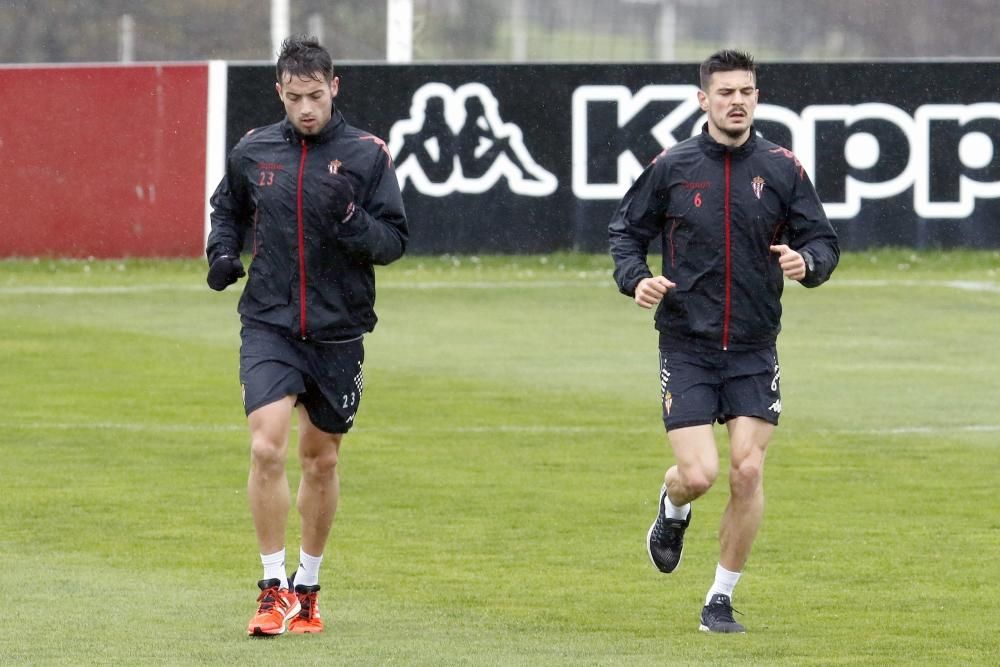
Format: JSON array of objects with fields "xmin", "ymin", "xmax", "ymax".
[
  {"xmin": 288, "ymin": 584, "xmax": 324, "ymax": 634},
  {"xmin": 247, "ymin": 578, "xmax": 300, "ymax": 637}
]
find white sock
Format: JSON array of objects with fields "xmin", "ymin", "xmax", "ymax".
[
  {"xmin": 295, "ymin": 548, "xmax": 324, "ymax": 588},
  {"xmin": 260, "ymin": 549, "xmax": 288, "ymax": 589},
  {"xmin": 663, "ymin": 486, "xmax": 690, "ymax": 521},
  {"xmin": 706, "ymin": 563, "xmax": 741, "ymax": 604}
]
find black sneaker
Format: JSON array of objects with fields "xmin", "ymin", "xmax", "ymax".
[
  {"xmin": 699, "ymin": 594, "xmax": 746, "ymax": 633},
  {"xmin": 646, "ymin": 485, "xmax": 690, "ymax": 573}
]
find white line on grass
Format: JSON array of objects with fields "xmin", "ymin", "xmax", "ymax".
[
  {"xmin": 825, "ymin": 279, "xmax": 1000, "ymax": 293},
  {"xmin": 3, "ymin": 421, "xmax": 246, "ymax": 433},
  {"xmin": 0, "ymin": 277, "xmax": 997, "ymax": 295},
  {"xmin": 2, "ymin": 421, "xmax": 649, "ymax": 435},
  {"xmin": 6, "ymin": 421, "xmax": 999, "ymax": 436},
  {"xmin": 381, "ymin": 280, "xmax": 611, "ymax": 289},
  {"xmin": 0, "ymin": 284, "xmax": 206, "ymax": 295},
  {"xmin": 823, "ymin": 424, "xmax": 1000, "ymax": 435}
]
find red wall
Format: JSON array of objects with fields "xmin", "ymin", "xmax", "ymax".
[{"xmin": 0, "ymin": 64, "xmax": 208, "ymax": 257}]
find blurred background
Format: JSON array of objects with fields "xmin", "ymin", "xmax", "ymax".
[{"xmin": 2, "ymin": 0, "xmax": 999, "ymax": 65}]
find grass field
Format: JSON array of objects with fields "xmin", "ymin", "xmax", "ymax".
[{"xmin": 1, "ymin": 250, "xmax": 998, "ymax": 665}]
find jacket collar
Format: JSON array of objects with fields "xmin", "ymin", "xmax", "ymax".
[
  {"xmin": 697, "ymin": 122, "xmax": 757, "ymax": 160},
  {"xmin": 281, "ymin": 107, "xmax": 345, "ymax": 144}
]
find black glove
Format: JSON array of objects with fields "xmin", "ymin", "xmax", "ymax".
[
  {"xmin": 206, "ymin": 255, "xmax": 245, "ymax": 291},
  {"xmin": 322, "ymin": 172, "xmax": 357, "ymax": 223}
]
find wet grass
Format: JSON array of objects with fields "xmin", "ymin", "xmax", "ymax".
[{"xmin": 1, "ymin": 250, "xmax": 997, "ymax": 665}]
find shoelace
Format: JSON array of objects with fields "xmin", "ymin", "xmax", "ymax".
[
  {"xmin": 256, "ymin": 587, "xmax": 284, "ymax": 614},
  {"xmin": 651, "ymin": 517, "xmax": 681, "ymax": 544},
  {"xmin": 707, "ymin": 600, "xmax": 743, "ymax": 623},
  {"xmin": 297, "ymin": 592, "xmax": 318, "ymax": 620}
]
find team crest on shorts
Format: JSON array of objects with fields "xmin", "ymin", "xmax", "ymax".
[
  {"xmin": 664, "ymin": 391, "xmax": 673, "ymax": 415},
  {"xmin": 752, "ymin": 175, "xmax": 765, "ymax": 199}
]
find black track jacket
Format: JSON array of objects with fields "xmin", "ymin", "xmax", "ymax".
[
  {"xmin": 610, "ymin": 125, "xmax": 839, "ymax": 351},
  {"xmin": 207, "ymin": 109, "xmax": 408, "ymax": 341}
]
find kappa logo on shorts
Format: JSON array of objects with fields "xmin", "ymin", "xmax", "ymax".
[
  {"xmin": 768, "ymin": 399, "xmax": 782, "ymax": 414},
  {"xmin": 389, "ymin": 82, "xmax": 557, "ymax": 197}
]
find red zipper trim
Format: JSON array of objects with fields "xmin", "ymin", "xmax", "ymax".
[
  {"xmin": 252, "ymin": 209, "xmax": 259, "ymax": 257},
  {"xmin": 668, "ymin": 219, "xmax": 679, "ymax": 266},
  {"xmin": 296, "ymin": 140, "xmax": 308, "ymax": 338},
  {"xmin": 722, "ymin": 153, "xmax": 732, "ymax": 350}
]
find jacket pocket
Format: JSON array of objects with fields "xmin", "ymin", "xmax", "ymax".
[{"xmin": 242, "ymin": 259, "xmax": 291, "ymax": 311}]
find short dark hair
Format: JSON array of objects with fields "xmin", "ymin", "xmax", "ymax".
[
  {"xmin": 699, "ymin": 49, "xmax": 756, "ymax": 91},
  {"xmin": 276, "ymin": 35, "xmax": 334, "ymax": 83}
]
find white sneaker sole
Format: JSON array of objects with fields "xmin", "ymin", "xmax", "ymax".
[{"xmin": 698, "ymin": 623, "xmax": 746, "ymax": 634}]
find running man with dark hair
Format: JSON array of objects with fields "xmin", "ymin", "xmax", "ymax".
[
  {"xmin": 207, "ymin": 35, "xmax": 408, "ymax": 636},
  {"xmin": 609, "ymin": 49, "xmax": 838, "ymax": 633}
]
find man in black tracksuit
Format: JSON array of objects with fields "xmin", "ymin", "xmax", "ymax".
[
  {"xmin": 206, "ymin": 36, "xmax": 407, "ymax": 637},
  {"xmin": 609, "ymin": 50, "xmax": 838, "ymax": 633}
]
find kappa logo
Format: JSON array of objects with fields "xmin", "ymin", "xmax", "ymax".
[
  {"xmin": 388, "ymin": 82, "xmax": 558, "ymax": 197},
  {"xmin": 572, "ymin": 85, "xmax": 1000, "ymax": 218},
  {"xmin": 572, "ymin": 84, "xmax": 702, "ymax": 199}
]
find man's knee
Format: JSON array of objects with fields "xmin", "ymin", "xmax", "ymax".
[
  {"xmin": 726, "ymin": 418, "xmax": 772, "ymax": 499},
  {"xmin": 300, "ymin": 431, "xmax": 342, "ymax": 482},
  {"xmin": 677, "ymin": 461, "xmax": 718, "ymax": 497},
  {"xmin": 250, "ymin": 435, "xmax": 287, "ymax": 469},
  {"xmin": 729, "ymin": 456, "xmax": 764, "ymax": 499},
  {"xmin": 301, "ymin": 446, "xmax": 339, "ymax": 481},
  {"xmin": 247, "ymin": 397, "xmax": 295, "ymax": 469}
]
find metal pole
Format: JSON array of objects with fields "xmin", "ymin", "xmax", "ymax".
[
  {"xmin": 511, "ymin": 0, "xmax": 527, "ymax": 62},
  {"xmin": 307, "ymin": 13, "xmax": 324, "ymax": 45},
  {"xmin": 386, "ymin": 0, "xmax": 413, "ymax": 62},
  {"xmin": 118, "ymin": 14, "xmax": 135, "ymax": 62},
  {"xmin": 271, "ymin": 0, "xmax": 290, "ymax": 61},
  {"xmin": 657, "ymin": 0, "xmax": 676, "ymax": 61}
]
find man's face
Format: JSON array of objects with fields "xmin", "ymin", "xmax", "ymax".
[
  {"xmin": 276, "ymin": 72, "xmax": 339, "ymax": 136},
  {"xmin": 698, "ymin": 69, "xmax": 758, "ymax": 144}
]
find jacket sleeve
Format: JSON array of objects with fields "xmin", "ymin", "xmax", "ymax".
[
  {"xmin": 336, "ymin": 150, "xmax": 408, "ymax": 265},
  {"xmin": 786, "ymin": 168, "xmax": 839, "ymax": 288},
  {"xmin": 608, "ymin": 158, "xmax": 669, "ymax": 296},
  {"xmin": 206, "ymin": 148, "xmax": 251, "ymax": 265}
]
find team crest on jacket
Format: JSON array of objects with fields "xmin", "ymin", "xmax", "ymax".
[
  {"xmin": 328, "ymin": 159, "xmax": 343, "ymax": 175},
  {"xmin": 752, "ymin": 176, "xmax": 766, "ymax": 200}
]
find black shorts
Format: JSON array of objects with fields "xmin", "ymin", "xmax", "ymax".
[
  {"xmin": 239, "ymin": 326, "xmax": 365, "ymax": 434},
  {"xmin": 658, "ymin": 343, "xmax": 782, "ymax": 432}
]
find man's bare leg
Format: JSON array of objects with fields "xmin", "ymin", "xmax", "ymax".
[
  {"xmin": 665, "ymin": 424, "xmax": 720, "ymax": 505},
  {"xmin": 296, "ymin": 405, "xmax": 342, "ymax": 560},
  {"xmin": 718, "ymin": 416, "xmax": 773, "ymax": 572},
  {"xmin": 247, "ymin": 396, "xmax": 296, "ymax": 557}
]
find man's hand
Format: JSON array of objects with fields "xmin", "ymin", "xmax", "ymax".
[
  {"xmin": 770, "ymin": 244, "xmax": 807, "ymax": 281},
  {"xmin": 322, "ymin": 172, "xmax": 357, "ymax": 223},
  {"xmin": 634, "ymin": 276, "xmax": 676, "ymax": 309},
  {"xmin": 206, "ymin": 255, "xmax": 245, "ymax": 291}
]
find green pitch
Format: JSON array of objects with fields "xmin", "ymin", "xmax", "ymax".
[{"xmin": 1, "ymin": 250, "xmax": 997, "ymax": 665}]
